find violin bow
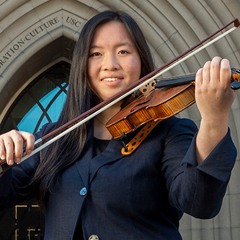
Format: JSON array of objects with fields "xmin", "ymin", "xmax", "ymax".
[{"xmin": 0, "ymin": 18, "xmax": 239, "ymax": 166}]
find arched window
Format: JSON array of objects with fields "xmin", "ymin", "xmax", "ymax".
[{"xmin": 0, "ymin": 62, "xmax": 70, "ymax": 134}]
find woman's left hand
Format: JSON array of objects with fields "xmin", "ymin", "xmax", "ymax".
[
  {"xmin": 195, "ymin": 56, "xmax": 236, "ymax": 164},
  {"xmin": 195, "ymin": 56, "xmax": 236, "ymax": 124}
]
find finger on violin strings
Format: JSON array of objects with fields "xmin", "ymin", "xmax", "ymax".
[
  {"xmin": 202, "ymin": 60, "xmax": 212, "ymax": 85},
  {"xmin": 195, "ymin": 61, "xmax": 211, "ymax": 91},
  {"xmin": 219, "ymin": 58, "xmax": 232, "ymax": 87},
  {"xmin": 209, "ymin": 56, "xmax": 222, "ymax": 85},
  {"xmin": 195, "ymin": 68, "xmax": 203, "ymax": 88}
]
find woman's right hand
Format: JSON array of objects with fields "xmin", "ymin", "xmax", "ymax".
[{"xmin": 0, "ymin": 130, "xmax": 35, "ymax": 165}]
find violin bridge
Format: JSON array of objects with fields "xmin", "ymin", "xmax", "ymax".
[{"xmin": 139, "ymin": 79, "xmax": 156, "ymax": 96}]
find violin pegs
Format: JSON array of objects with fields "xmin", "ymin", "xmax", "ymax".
[{"xmin": 231, "ymin": 81, "xmax": 240, "ymax": 90}]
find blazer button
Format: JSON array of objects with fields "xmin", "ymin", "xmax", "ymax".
[
  {"xmin": 80, "ymin": 187, "xmax": 87, "ymax": 196},
  {"xmin": 89, "ymin": 235, "xmax": 99, "ymax": 240}
]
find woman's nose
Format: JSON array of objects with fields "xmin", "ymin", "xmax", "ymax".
[{"xmin": 102, "ymin": 54, "xmax": 119, "ymax": 71}]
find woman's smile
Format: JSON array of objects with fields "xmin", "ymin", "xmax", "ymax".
[{"xmin": 101, "ymin": 77, "xmax": 122, "ymax": 82}]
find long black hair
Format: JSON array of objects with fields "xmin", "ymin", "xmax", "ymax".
[{"xmin": 33, "ymin": 10, "xmax": 155, "ymax": 206}]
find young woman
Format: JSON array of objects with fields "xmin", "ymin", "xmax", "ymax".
[{"xmin": 0, "ymin": 10, "xmax": 237, "ymax": 240}]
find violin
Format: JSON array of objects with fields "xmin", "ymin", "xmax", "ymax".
[
  {"xmin": 0, "ymin": 18, "xmax": 239, "ymax": 168},
  {"xmin": 106, "ymin": 68, "xmax": 240, "ymax": 139}
]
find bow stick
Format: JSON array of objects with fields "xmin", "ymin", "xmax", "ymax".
[{"xmin": 0, "ymin": 18, "xmax": 239, "ymax": 166}]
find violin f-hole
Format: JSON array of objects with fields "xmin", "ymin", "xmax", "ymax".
[{"xmin": 130, "ymin": 95, "xmax": 153, "ymax": 112}]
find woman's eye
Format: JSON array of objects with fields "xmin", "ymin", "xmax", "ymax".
[
  {"xmin": 90, "ymin": 52, "xmax": 101, "ymax": 57},
  {"xmin": 118, "ymin": 50, "xmax": 128, "ymax": 54}
]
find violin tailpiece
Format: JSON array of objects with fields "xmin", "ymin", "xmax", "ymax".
[{"xmin": 121, "ymin": 119, "xmax": 162, "ymax": 156}]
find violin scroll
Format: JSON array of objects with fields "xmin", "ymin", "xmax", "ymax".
[{"xmin": 231, "ymin": 68, "xmax": 240, "ymax": 90}]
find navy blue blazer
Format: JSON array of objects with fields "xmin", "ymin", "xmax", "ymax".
[{"xmin": 0, "ymin": 117, "xmax": 237, "ymax": 240}]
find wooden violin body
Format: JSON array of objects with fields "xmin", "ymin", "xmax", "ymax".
[{"xmin": 106, "ymin": 83, "xmax": 195, "ymax": 139}]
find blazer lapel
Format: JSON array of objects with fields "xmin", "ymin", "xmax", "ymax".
[
  {"xmin": 74, "ymin": 126, "xmax": 94, "ymax": 188},
  {"xmin": 89, "ymin": 137, "xmax": 126, "ymax": 182}
]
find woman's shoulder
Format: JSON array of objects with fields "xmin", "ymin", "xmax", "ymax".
[
  {"xmin": 154, "ymin": 116, "xmax": 198, "ymax": 140},
  {"xmin": 161, "ymin": 116, "xmax": 197, "ymax": 130}
]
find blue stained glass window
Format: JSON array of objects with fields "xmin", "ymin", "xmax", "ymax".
[
  {"xmin": 0, "ymin": 63, "xmax": 70, "ymax": 134},
  {"xmin": 17, "ymin": 84, "xmax": 68, "ymax": 133},
  {"xmin": 17, "ymin": 104, "xmax": 43, "ymax": 133}
]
